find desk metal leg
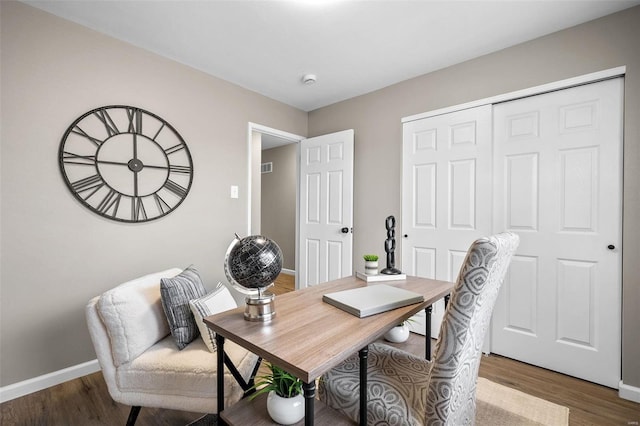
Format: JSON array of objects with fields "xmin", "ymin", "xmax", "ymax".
[
  {"xmin": 303, "ymin": 381, "xmax": 316, "ymax": 426},
  {"xmin": 425, "ymin": 305, "xmax": 432, "ymax": 360},
  {"xmin": 359, "ymin": 346, "xmax": 368, "ymax": 426},
  {"xmin": 215, "ymin": 334, "xmax": 225, "ymax": 419},
  {"xmin": 425, "ymin": 295, "xmax": 451, "ymax": 361}
]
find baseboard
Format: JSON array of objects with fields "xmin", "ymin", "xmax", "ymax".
[
  {"xmin": 619, "ymin": 380, "xmax": 640, "ymax": 403},
  {"xmin": 281, "ymin": 268, "xmax": 295, "ymax": 276},
  {"xmin": 0, "ymin": 359, "xmax": 100, "ymax": 403}
]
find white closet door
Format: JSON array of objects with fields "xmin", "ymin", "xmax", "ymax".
[
  {"xmin": 402, "ymin": 105, "xmax": 492, "ymax": 336},
  {"xmin": 491, "ymin": 78, "xmax": 623, "ymax": 387}
]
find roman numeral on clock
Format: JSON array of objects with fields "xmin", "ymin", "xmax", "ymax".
[
  {"xmin": 132, "ymin": 197, "xmax": 147, "ymax": 221},
  {"xmin": 96, "ymin": 189, "xmax": 121, "ymax": 217},
  {"xmin": 126, "ymin": 108, "xmax": 142, "ymax": 134},
  {"xmin": 163, "ymin": 179, "xmax": 187, "ymax": 198},
  {"xmin": 71, "ymin": 126, "xmax": 104, "ymax": 146},
  {"xmin": 169, "ymin": 165, "xmax": 191, "ymax": 175},
  {"xmin": 94, "ymin": 109, "xmax": 119, "ymax": 137},
  {"xmin": 164, "ymin": 143, "xmax": 185, "ymax": 155},
  {"xmin": 62, "ymin": 152, "xmax": 96, "ymax": 166},
  {"xmin": 154, "ymin": 193, "xmax": 172, "ymax": 214},
  {"xmin": 71, "ymin": 175, "xmax": 104, "ymax": 198}
]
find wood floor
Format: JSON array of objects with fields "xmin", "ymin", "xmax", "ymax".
[
  {"xmin": 2, "ymin": 275, "xmax": 638, "ymax": 425},
  {"xmin": 270, "ymin": 272, "xmax": 295, "ymax": 295}
]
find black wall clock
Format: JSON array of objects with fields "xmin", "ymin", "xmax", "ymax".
[{"xmin": 59, "ymin": 105, "xmax": 193, "ymax": 223}]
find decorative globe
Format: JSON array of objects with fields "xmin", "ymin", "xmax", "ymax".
[{"xmin": 224, "ymin": 234, "xmax": 283, "ymax": 294}]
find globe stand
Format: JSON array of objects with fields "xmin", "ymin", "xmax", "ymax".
[{"xmin": 244, "ymin": 286, "xmax": 276, "ymax": 322}]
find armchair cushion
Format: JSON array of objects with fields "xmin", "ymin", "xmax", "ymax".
[
  {"xmin": 160, "ymin": 265, "xmax": 207, "ymax": 349},
  {"xmin": 116, "ymin": 335, "xmax": 258, "ymax": 407},
  {"xmin": 189, "ymin": 282, "xmax": 237, "ymax": 352},
  {"xmin": 96, "ymin": 268, "xmax": 181, "ymax": 367}
]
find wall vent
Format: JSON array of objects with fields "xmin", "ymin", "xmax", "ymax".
[{"xmin": 261, "ymin": 162, "xmax": 273, "ymax": 174}]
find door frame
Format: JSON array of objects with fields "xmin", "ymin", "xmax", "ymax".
[{"xmin": 247, "ymin": 122, "xmax": 305, "ymax": 284}]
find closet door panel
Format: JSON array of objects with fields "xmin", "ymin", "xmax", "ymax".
[
  {"xmin": 491, "ymin": 78, "xmax": 623, "ymax": 388},
  {"xmin": 402, "ymin": 105, "xmax": 492, "ymax": 337}
]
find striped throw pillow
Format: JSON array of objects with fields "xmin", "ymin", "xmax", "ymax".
[{"xmin": 160, "ymin": 265, "xmax": 207, "ymax": 350}]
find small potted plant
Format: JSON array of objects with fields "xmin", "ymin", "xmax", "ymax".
[
  {"xmin": 250, "ymin": 362, "xmax": 304, "ymax": 425},
  {"xmin": 363, "ymin": 254, "xmax": 379, "ymax": 275},
  {"xmin": 384, "ymin": 319, "xmax": 412, "ymax": 343}
]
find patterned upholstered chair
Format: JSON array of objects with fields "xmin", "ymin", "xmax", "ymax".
[{"xmin": 319, "ymin": 232, "xmax": 519, "ymax": 425}]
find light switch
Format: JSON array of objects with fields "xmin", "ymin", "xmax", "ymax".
[{"xmin": 230, "ymin": 185, "xmax": 239, "ymax": 199}]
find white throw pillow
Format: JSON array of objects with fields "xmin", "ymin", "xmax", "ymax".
[
  {"xmin": 189, "ymin": 282, "xmax": 237, "ymax": 352},
  {"xmin": 96, "ymin": 268, "xmax": 181, "ymax": 366}
]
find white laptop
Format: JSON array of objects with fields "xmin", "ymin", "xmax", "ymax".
[{"xmin": 322, "ymin": 284, "xmax": 424, "ymax": 318}]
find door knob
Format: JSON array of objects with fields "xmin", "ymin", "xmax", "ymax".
[
  {"xmin": 607, "ymin": 244, "xmax": 615, "ymax": 250},
  {"xmin": 341, "ymin": 227, "xmax": 349, "ymax": 234},
  {"xmin": 403, "ymin": 234, "xmax": 408, "ymax": 238}
]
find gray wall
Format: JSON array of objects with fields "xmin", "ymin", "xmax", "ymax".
[
  {"xmin": 0, "ymin": 1, "xmax": 307, "ymax": 386},
  {"xmin": 308, "ymin": 6, "xmax": 640, "ymax": 388},
  {"xmin": 261, "ymin": 144, "xmax": 297, "ymax": 271}
]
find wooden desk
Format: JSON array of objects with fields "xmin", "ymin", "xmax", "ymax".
[{"xmin": 204, "ymin": 275, "xmax": 453, "ymax": 426}]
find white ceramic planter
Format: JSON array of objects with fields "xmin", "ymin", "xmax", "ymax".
[
  {"xmin": 364, "ymin": 260, "xmax": 379, "ymax": 275},
  {"xmin": 267, "ymin": 391, "xmax": 305, "ymax": 425},
  {"xmin": 384, "ymin": 323, "xmax": 410, "ymax": 343}
]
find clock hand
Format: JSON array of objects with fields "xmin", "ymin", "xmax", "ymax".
[
  {"xmin": 135, "ymin": 163, "xmax": 167, "ymax": 170},
  {"xmin": 94, "ymin": 158, "xmax": 145, "ymax": 173},
  {"xmin": 61, "ymin": 152, "xmax": 96, "ymax": 166},
  {"xmin": 94, "ymin": 159, "xmax": 188, "ymax": 174},
  {"xmin": 133, "ymin": 133, "xmax": 138, "ymax": 161},
  {"xmin": 143, "ymin": 163, "xmax": 191, "ymax": 175},
  {"xmin": 95, "ymin": 159, "xmax": 130, "ymax": 167},
  {"xmin": 134, "ymin": 168, "xmax": 139, "ymax": 197}
]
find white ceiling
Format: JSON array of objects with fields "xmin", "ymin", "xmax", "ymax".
[{"xmin": 24, "ymin": 0, "xmax": 639, "ymax": 112}]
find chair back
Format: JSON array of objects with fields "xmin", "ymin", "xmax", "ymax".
[{"xmin": 425, "ymin": 232, "xmax": 519, "ymax": 425}]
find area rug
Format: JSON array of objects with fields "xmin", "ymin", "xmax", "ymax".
[
  {"xmin": 476, "ymin": 377, "xmax": 570, "ymax": 425},
  {"xmin": 187, "ymin": 378, "xmax": 569, "ymax": 425}
]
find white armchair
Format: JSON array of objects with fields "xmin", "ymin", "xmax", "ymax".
[{"xmin": 85, "ymin": 268, "xmax": 259, "ymax": 425}]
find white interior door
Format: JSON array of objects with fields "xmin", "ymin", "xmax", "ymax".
[
  {"xmin": 298, "ymin": 130, "xmax": 354, "ymax": 288},
  {"xmin": 491, "ymin": 78, "xmax": 623, "ymax": 387},
  {"xmin": 401, "ymin": 105, "xmax": 492, "ymax": 336}
]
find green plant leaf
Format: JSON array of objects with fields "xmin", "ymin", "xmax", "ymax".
[{"xmin": 248, "ymin": 363, "xmax": 302, "ymax": 399}]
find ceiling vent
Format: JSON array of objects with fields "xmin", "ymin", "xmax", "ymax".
[{"xmin": 261, "ymin": 162, "xmax": 273, "ymax": 174}]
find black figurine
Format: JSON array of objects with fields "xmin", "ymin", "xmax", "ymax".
[{"xmin": 380, "ymin": 215, "xmax": 402, "ymax": 275}]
